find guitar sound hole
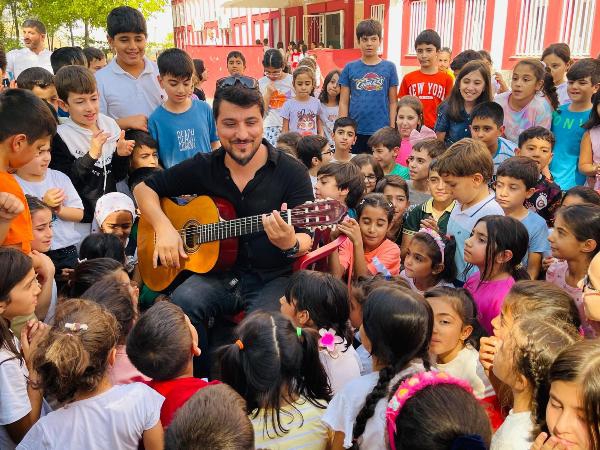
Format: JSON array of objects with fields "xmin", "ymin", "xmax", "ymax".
[{"xmin": 182, "ymin": 220, "xmax": 201, "ymax": 253}]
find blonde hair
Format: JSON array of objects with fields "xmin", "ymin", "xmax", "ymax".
[{"xmin": 435, "ymin": 138, "xmax": 494, "ymax": 181}]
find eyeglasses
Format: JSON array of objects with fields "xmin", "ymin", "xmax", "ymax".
[
  {"xmin": 215, "ymin": 76, "xmax": 259, "ymax": 93},
  {"xmin": 364, "ymin": 175, "xmax": 377, "ymax": 182},
  {"xmin": 264, "ymin": 69, "xmax": 282, "ymax": 77},
  {"xmin": 321, "ymin": 149, "xmax": 334, "ymax": 156}
]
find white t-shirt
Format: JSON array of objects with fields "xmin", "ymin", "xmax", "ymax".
[
  {"xmin": 16, "ymin": 169, "xmax": 84, "ymax": 249},
  {"xmin": 319, "ymin": 104, "xmax": 339, "ymax": 146},
  {"xmin": 6, "ymin": 48, "xmax": 53, "ymax": 78},
  {"xmin": 259, "ymin": 74, "xmax": 294, "ymax": 128},
  {"xmin": 434, "ymin": 346, "xmax": 495, "ymax": 399},
  {"xmin": 490, "ymin": 409, "xmax": 534, "ymax": 450},
  {"xmin": 319, "ymin": 340, "xmax": 362, "ymax": 394},
  {"xmin": 17, "ymin": 383, "xmax": 164, "ymax": 450},
  {"xmin": 322, "ymin": 360, "xmax": 424, "ymax": 449}
]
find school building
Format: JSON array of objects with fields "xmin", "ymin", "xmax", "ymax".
[{"xmin": 172, "ymin": 0, "xmax": 600, "ymax": 71}]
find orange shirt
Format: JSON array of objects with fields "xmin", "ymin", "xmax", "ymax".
[
  {"xmin": 0, "ymin": 172, "xmax": 32, "ymax": 253},
  {"xmin": 338, "ymin": 237, "xmax": 401, "ymax": 279}
]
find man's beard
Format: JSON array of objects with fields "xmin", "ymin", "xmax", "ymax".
[{"xmin": 224, "ymin": 139, "xmax": 261, "ymax": 166}]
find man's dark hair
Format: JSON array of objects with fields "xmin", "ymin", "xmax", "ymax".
[
  {"xmin": 450, "ymin": 50, "xmax": 484, "ymax": 72},
  {"xmin": 107, "ymin": 6, "xmax": 147, "ymax": 38},
  {"xmin": 0, "ymin": 47, "xmax": 6, "ymax": 72},
  {"xmin": 0, "ymin": 89, "xmax": 56, "ymax": 142},
  {"xmin": 54, "ymin": 65, "xmax": 96, "ymax": 102},
  {"xmin": 83, "ymin": 47, "xmax": 105, "ymax": 64},
  {"xmin": 471, "ymin": 101, "xmax": 504, "ymax": 128},
  {"xmin": 496, "ymin": 156, "xmax": 540, "ymax": 190},
  {"xmin": 50, "ymin": 47, "xmax": 87, "ymax": 73},
  {"xmin": 333, "ymin": 116, "xmax": 357, "ymax": 133},
  {"xmin": 567, "ymin": 58, "xmax": 600, "ymax": 85},
  {"xmin": 226, "ymin": 50, "xmax": 246, "ymax": 65},
  {"xmin": 517, "ymin": 126, "xmax": 556, "ymax": 149},
  {"xmin": 415, "ymin": 29, "xmax": 441, "ymax": 50},
  {"xmin": 356, "ymin": 19, "xmax": 382, "ymax": 40},
  {"xmin": 16, "ymin": 67, "xmax": 54, "ymax": 90},
  {"xmin": 23, "ymin": 19, "xmax": 46, "ymax": 35},
  {"xmin": 213, "ymin": 84, "xmax": 264, "ymax": 120},
  {"xmin": 157, "ymin": 48, "xmax": 194, "ymax": 79}
]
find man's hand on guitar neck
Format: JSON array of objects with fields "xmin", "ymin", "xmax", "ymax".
[
  {"xmin": 262, "ymin": 203, "xmax": 297, "ymax": 251},
  {"xmin": 154, "ymin": 222, "xmax": 188, "ymax": 269}
]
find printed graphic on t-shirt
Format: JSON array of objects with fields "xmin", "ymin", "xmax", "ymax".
[
  {"xmin": 354, "ymin": 72, "xmax": 384, "ymax": 91},
  {"xmin": 297, "ymin": 109, "xmax": 317, "ymax": 134},
  {"xmin": 270, "ymin": 90, "xmax": 288, "ymax": 109},
  {"xmin": 407, "ymin": 82, "xmax": 447, "ymax": 101},
  {"xmin": 177, "ymin": 128, "xmax": 196, "ymax": 152}
]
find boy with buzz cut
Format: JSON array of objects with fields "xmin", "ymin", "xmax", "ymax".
[
  {"xmin": 226, "ymin": 51, "xmax": 246, "ymax": 76},
  {"xmin": 339, "ymin": 19, "xmax": 398, "ymax": 154},
  {"xmin": 315, "ymin": 162, "xmax": 365, "ymax": 218},
  {"xmin": 516, "ymin": 126, "xmax": 562, "ymax": 227},
  {"xmin": 296, "ymin": 135, "xmax": 332, "ymax": 190},
  {"xmin": 16, "ymin": 67, "xmax": 60, "ymax": 112},
  {"xmin": 331, "ymin": 117, "xmax": 358, "ymax": 162},
  {"xmin": 398, "ymin": 29, "xmax": 453, "ymax": 129},
  {"xmin": 436, "ymin": 138, "xmax": 504, "ymax": 283},
  {"xmin": 369, "ymin": 126, "xmax": 410, "ymax": 179},
  {"xmin": 495, "ymin": 156, "xmax": 550, "ymax": 280},
  {"xmin": 470, "ymin": 101, "xmax": 516, "ymax": 173},
  {"xmin": 550, "ymin": 58, "xmax": 600, "ymax": 190},
  {"xmin": 406, "ymin": 138, "xmax": 446, "ymax": 205},
  {"xmin": 127, "ymin": 301, "xmax": 219, "ymax": 428},
  {"xmin": 148, "ymin": 48, "xmax": 219, "ymax": 169}
]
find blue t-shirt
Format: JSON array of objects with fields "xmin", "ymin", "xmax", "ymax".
[
  {"xmin": 434, "ymin": 101, "xmax": 471, "ymax": 146},
  {"xmin": 550, "ymin": 104, "xmax": 590, "ymax": 190},
  {"xmin": 148, "ymin": 99, "xmax": 218, "ymax": 169},
  {"xmin": 520, "ymin": 210, "xmax": 551, "ymax": 268},
  {"xmin": 339, "ymin": 59, "xmax": 399, "ymax": 135}
]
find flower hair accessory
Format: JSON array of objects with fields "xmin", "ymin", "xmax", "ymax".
[
  {"xmin": 386, "ymin": 371, "xmax": 473, "ymax": 450},
  {"xmin": 418, "ymin": 227, "xmax": 446, "ymax": 264},
  {"xmin": 318, "ymin": 328, "xmax": 344, "ymax": 358},
  {"xmin": 64, "ymin": 322, "xmax": 88, "ymax": 332}
]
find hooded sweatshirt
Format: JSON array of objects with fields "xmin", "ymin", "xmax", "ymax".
[{"xmin": 50, "ymin": 113, "xmax": 129, "ymax": 222}]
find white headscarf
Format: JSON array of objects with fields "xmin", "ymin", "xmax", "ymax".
[{"xmin": 92, "ymin": 192, "xmax": 137, "ymax": 233}]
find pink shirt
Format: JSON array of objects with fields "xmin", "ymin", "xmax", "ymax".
[
  {"xmin": 109, "ymin": 345, "xmax": 150, "ymax": 385},
  {"xmin": 464, "ymin": 273, "xmax": 515, "ymax": 335},
  {"xmin": 338, "ymin": 238, "xmax": 400, "ymax": 279}
]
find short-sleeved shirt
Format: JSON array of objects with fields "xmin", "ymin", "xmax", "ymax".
[
  {"xmin": 148, "ymin": 99, "xmax": 219, "ymax": 169},
  {"xmin": 338, "ymin": 237, "xmax": 401, "ymax": 278},
  {"xmin": 319, "ymin": 104, "xmax": 339, "ymax": 146},
  {"xmin": 16, "ymin": 169, "xmax": 83, "ymax": 250},
  {"xmin": 556, "ymin": 81, "xmax": 570, "ymax": 106},
  {"xmin": 434, "ymin": 101, "xmax": 471, "ymax": 146},
  {"xmin": 492, "ymin": 138, "xmax": 517, "ymax": 174},
  {"xmin": 494, "ymin": 91, "xmax": 553, "ymax": 144},
  {"xmin": 280, "ymin": 97, "xmax": 321, "ymax": 136},
  {"xmin": 490, "ymin": 409, "xmax": 534, "ymax": 450},
  {"xmin": 520, "ymin": 210, "xmax": 551, "ymax": 268},
  {"xmin": 403, "ymin": 198, "xmax": 455, "ymax": 237},
  {"xmin": 0, "ymin": 173, "xmax": 32, "ymax": 253},
  {"xmin": 435, "ymin": 345, "xmax": 494, "ymax": 399},
  {"xmin": 390, "ymin": 163, "xmax": 410, "ymax": 180},
  {"xmin": 6, "ymin": 48, "xmax": 53, "ymax": 78},
  {"xmin": 464, "ymin": 273, "xmax": 515, "ymax": 335},
  {"xmin": 259, "ymin": 74, "xmax": 294, "ymax": 129},
  {"xmin": 399, "ymin": 70, "xmax": 454, "ymax": 129},
  {"xmin": 550, "ymin": 104, "xmax": 590, "ymax": 190},
  {"xmin": 96, "ymin": 57, "xmax": 164, "ymax": 120},
  {"xmin": 525, "ymin": 175, "xmax": 562, "ymax": 227},
  {"xmin": 339, "ymin": 59, "xmax": 399, "ymax": 135}
]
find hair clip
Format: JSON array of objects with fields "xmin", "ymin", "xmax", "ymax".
[
  {"xmin": 235, "ymin": 339, "xmax": 244, "ymax": 350},
  {"xmin": 64, "ymin": 322, "xmax": 88, "ymax": 332},
  {"xmin": 296, "ymin": 327, "xmax": 302, "ymax": 337},
  {"xmin": 77, "ymin": 258, "xmax": 87, "ymax": 264},
  {"xmin": 418, "ymin": 227, "xmax": 446, "ymax": 265}
]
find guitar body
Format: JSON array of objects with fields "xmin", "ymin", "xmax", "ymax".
[{"xmin": 138, "ymin": 196, "xmax": 238, "ymax": 292}]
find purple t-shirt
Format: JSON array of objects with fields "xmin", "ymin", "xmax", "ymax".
[
  {"xmin": 280, "ymin": 96, "xmax": 321, "ymax": 136},
  {"xmin": 464, "ymin": 273, "xmax": 515, "ymax": 335}
]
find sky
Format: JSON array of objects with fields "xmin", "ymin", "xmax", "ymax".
[{"xmin": 146, "ymin": 7, "xmax": 174, "ymax": 43}]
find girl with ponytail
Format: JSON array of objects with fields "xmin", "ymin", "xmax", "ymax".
[{"xmin": 323, "ymin": 286, "xmax": 432, "ymax": 449}]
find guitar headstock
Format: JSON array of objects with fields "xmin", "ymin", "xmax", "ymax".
[{"xmin": 289, "ymin": 199, "xmax": 348, "ymax": 229}]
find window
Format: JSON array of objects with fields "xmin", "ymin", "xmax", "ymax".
[
  {"xmin": 514, "ymin": 0, "xmax": 549, "ymax": 56},
  {"xmin": 408, "ymin": 0, "xmax": 427, "ymax": 55},
  {"xmin": 289, "ymin": 16, "xmax": 297, "ymax": 43},
  {"xmin": 560, "ymin": 0, "xmax": 596, "ymax": 57},
  {"xmin": 370, "ymin": 4, "xmax": 385, "ymax": 53},
  {"xmin": 254, "ymin": 21, "xmax": 261, "ymax": 41},
  {"xmin": 462, "ymin": 0, "xmax": 487, "ymax": 51},
  {"xmin": 435, "ymin": 0, "xmax": 455, "ymax": 49}
]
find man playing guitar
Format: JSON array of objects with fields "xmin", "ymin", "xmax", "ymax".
[{"xmin": 134, "ymin": 77, "xmax": 314, "ymax": 377}]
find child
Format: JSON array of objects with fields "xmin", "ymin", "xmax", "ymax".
[
  {"xmin": 351, "ymin": 154, "xmax": 383, "ymax": 194},
  {"xmin": 435, "ymin": 60, "xmax": 492, "ymax": 146},
  {"xmin": 395, "ymin": 96, "xmax": 436, "ymax": 166},
  {"xmin": 127, "ymin": 301, "xmax": 218, "ymax": 427},
  {"xmin": 478, "ymin": 49, "xmax": 509, "ymax": 95},
  {"xmin": 386, "ymin": 371, "xmax": 492, "ymax": 450},
  {"xmin": 96, "ymin": 6, "xmax": 163, "ymax": 131},
  {"xmin": 449, "ymin": 50, "xmax": 484, "ymax": 78},
  {"xmin": 276, "ymin": 131, "xmax": 302, "ymax": 157},
  {"xmin": 402, "ymin": 229, "xmax": 456, "ymax": 293},
  {"xmin": 50, "ymin": 47, "xmax": 87, "ymax": 74},
  {"xmin": 192, "ymin": 58, "xmax": 207, "ymax": 101},
  {"xmin": 550, "ymin": 58, "xmax": 600, "ymax": 190},
  {"xmin": 297, "ymin": 135, "xmax": 332, "ymax": 190},
  {"xmin": 49, "ymin": 66, "xmax": 134, "ymax": 237},
  {"xmin": 82, "ymin": 47, "xmax": 107, "ymax": 73},
  {"xmin": 369, "ymin": 126, "xmax": 410, "ymax": 179},
  {"xmin": 124, "ymin": 129, "xmax": 159, "ymax": 171},
  {"xmin": 547, "ymin": 204, "xmax": 600, "ymax": 337},
  {"xmin": 406, "ymin": 138, "xmax": 446, "ymax": 205},
  {"xmin": 165, "ymin": 384, "xmax": 254, "ymax": 450},
  {"xmin": 281, "ymin": 66, "xmax": 322, "ymax": 136},
  {"xmin": 15, "ymin": 67, "xmax": 59, "ymax": 112},
  {"xmin": 374, "ymin": 175, "xmax": 410, "ymax": 244},
  {"xmin": 516, "ymin": 127, "xmax": 562, "ymax": 227},
  {"xmin": 424, "ymin": 287, "xmax": 492, "ymax": 400},
  {"xmin": 148, "ymin": 48, "xmax": 219, "ymax": 169},
  {"xmin": 18, "ymin": 298, "xmax": 164, "ymax": 449},
  {"xmin": 494, "ymin": 59, "xmax": 556, "ymax": 143},
  {"xmin": 79, "ymin": 233, "xmax": 126, "ymax": 265},
  {"xmin": 226, "ymin": 50, "xmax": 246, "ymax": 76},
  {"xmin": 470, "ymin": 101, "xmax": 517, "ymax": 173},
  {"xmin": 436, "ymin": 138, "xmax": 504, "ymax": 283},
  {"xmin": 579, "ymin": 89, "xmax": 600, "ymax": 190},
  {"xmin": 259, "ymin": 49, "xmax": 294, "ymax": 146},
  {"xmin": 464, "ymin": 215, "xmax": 529, "ymax": 334},
  {"xmin": 16, "ymin": 144, "xmax": 84, "ymax": 276},
  {"xmin": 217, "ymin": 311, "xmax": 331, "ymax": 449},
  {"xmin": 562, "ymin": 185, "xmax": 600, "ymax": 207},
  {"xmin": 319, "ymin": 69, "xmax": 341, "ymax": 147},
  {"xmin": 495, "ymin": 157, "xmax": 551, "ymax": 279},
  {"xmin": 323, "ymin": 286, "xmax": 431, "ymax": 449},
  {"xmin": 280, "ymin": 270, "xmax": 361, "ymax": 393},
  {"xmin": 329, "ymin": 193, "xmax": 400, "ymax": 280},
  {"xmin": 331, "ymin": 117, "xmax": 358, "ymax": 162},
  {"xmin": 315, "ymin": 162, "xmax": 365, "ymax": 217},
  {"xmin": 491, "ymin": 318, "xmax": 579, "ymax": 450},
  {"xmin": 398, "ymin": 29, "xmax": 453, "ymax": 129},
  {"xmin": 582, "ymin": 252, "xmax": 600, "ymax": 322},
  {"xmin": 339, "ymin": 19, "xmax": 398, "ymax": 153},
  {"xmin": 439, "ymin": 47, "xmax": 453, "ymax": 79},
  {"xmin": 541, "ymin": 43, "xmax": 572, "ymax": 106},
  {"xmin": 65, "ymin": 257, "xmax": 128, "ymax": 298}
]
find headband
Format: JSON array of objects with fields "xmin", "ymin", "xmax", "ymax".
[
  {"xmin": 386, "ymin": 371, "xmax": 477, "ymax": 450},
  {"xmin": 92, "ymin": 192, "xmax": 137, "ymax": 233},
  {"xmin": 418, "ymin": 227, "xmax": 446, "ymax": 264},
  {"xmin": 408, "ymin": 127, "xmax": 437, "ymax": 146}
]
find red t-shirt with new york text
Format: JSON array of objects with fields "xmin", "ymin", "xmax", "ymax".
[{"xmin": 398, "ymin": 70, "xmax": 454, "ymax": 129}]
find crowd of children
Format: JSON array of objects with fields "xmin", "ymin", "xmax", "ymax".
[{"xmin": 1, "ymin": 5, "xmax": 600, "ymax": 450}]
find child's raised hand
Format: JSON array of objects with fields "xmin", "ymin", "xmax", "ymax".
[
  {"xmin": 30, "ymin": 250, "xmax": 55, "ymax": 284},
  {"xmin": 531, "ymin": 433, "xmax": 570, "ymax": 450},
  {"xmin": 20, "ymin": 319, "xmax": 49, "ymax": 369},
  {"xmin": 542, "ymin": 256, "xmax": 557, "ymax": 271},
  {"xmin": 420, "ymin": 218, "xmax": 440, "ymax": 233},
  {"xmin": 0, "ymin": 192, "xmax": 24, "ymax": 223},
  {"xmin": 337, "ymin": 218, "xmax": 363, "ymax": 245},
  {"xmin": 116, "ymin": 130, "xmax": 135, "ymax": 157},
  {"xmin": 43, "ymin": 187, "xmax": 65, "ymax": 209},
  {"xmin": 266, "ymin": 82, "xmax": 277, "ymax": 96},
  {"xmin": 90, "ymin": 130, "xmax": 110, "ymax": 159},
  {"xmin": 479, "ymin": 335, "xmax": 500, "ymax": 376}
]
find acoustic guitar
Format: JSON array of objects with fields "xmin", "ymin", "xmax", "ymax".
[{"xmin": 138, "ymin": 196, "xmax": 347, "ymax": 291}]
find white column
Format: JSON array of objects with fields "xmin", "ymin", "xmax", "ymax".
[
  {"xmin": 490, "ymin": 0, "xmax": 509, "ymax": 69},
  {"xmin": 387, "ymin": 0, "xmax": 403, "ymax": 73}
]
